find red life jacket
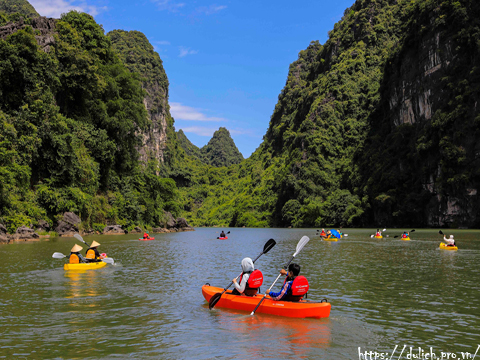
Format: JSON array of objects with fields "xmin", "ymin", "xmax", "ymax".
[
  {"xmin": 239, "ymin": 270, "xmax": 263, "ymax": 296},
  {"xmin": 283, "ymin": 275, "xmax": 309, "ymax": 301}
]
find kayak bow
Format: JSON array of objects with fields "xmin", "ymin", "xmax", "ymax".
[{"xmin": 64, "ymin": 261, "xmax": 107, "ymax": 270}]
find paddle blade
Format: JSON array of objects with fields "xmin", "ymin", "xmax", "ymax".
[
  {"xmin": 263, "ymin": 238, "xmax": 276, "ymax": 254},
  {"xmin": 344, "ymin": 234, "xmax": 348, "ymax": 237},
  {"xmin": 52, "ymin": 252, "xmax": 66, "ymax": 259},
  {"xmin": 74, "ymin": 233, "xmax": 86, "ymax": 244},
  {"xmin": 102, "ymin": 258, "xmax": 115, "ymax": 264},
  {"xmin": 411, "ymin": 229, "xmax": 416, "ymax": 232},
  {"xmin": 394, "ymin": 236, "xmax": 399, "ymax": 238},
  {"xmin": 208, "ymin": 292, "xmax": 222, "ymax": 310},
  {"xmin": 370, "ymin": 235, "xmax": 374, "ymax": 238},
  {"xmin": 439, "ymin": 230, "xmax": 444, "ymax": 235},
  {"xmin": 293, "ymin": 236, "xmax": 309, "ymax": 256},
  {"xmin": 383, "ymin": 228, "xmax": 386, "ymax": 232}
]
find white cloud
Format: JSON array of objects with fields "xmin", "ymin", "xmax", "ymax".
[
  {"xmin": 181, "ymin": 126, "xmax": 218, "ymax": 137},
  {"xmin": 170, "ymin": 103, "xmax": 224, "ymax": 122},
  {"xmin": 154, "ymin": 40, "xmax": 171, "ymax": 45},
  {"xmin": 178, "ymin": 46, "xmax": 198, "ymax": 57},
  {"xmin": 29, "ymin": 0, "xmax": 106, "ymax": 18},
  {"xmin": 151, "ymin": 0, "xmax": 185, "ymax": 12},
  {"xmin": 196, "ymin": 4, "xmax": 227, "ymax": 15}
]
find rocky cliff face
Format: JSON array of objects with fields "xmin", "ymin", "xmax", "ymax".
[
  {"xmin": 108, "ymin": 30, "xmax": 171, "ymax": 166},
  {"xmin": 0, "ymin": 16, "xmax": 56, "ymax": 52}
]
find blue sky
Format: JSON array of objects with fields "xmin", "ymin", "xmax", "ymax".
[{"xmin": 29, "ymin": 0, "xmax": 355, "ymax": 158}]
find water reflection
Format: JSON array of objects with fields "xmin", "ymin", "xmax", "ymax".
[{"xmin": 64, "ymin": 270, "xmax": 100, "ymax": 300}]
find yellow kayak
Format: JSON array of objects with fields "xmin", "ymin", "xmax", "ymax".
[
  {"xmin": 64, "ymin": 261, "xmax": 107, "ymax": 270},
  {"xmin": 401, "ymin": 237, "xmax": 411, "ymax": 241},
  {"xmin": 323, "ymin": 236, "xmax": 339, "ymax": 241},
  {"xmin": 374, "ymin": 235, "xmax": 383, "ymax": 239},
  {"xmin": 439, "ymin": 242, "xmax": 458, "ymax": 251}
]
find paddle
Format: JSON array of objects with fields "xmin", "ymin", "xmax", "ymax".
[
  {"xmin": 250, "ymin": 235, "xmax": 310, "ymax": 316},
  {"xmin": 370, "ymin": 228, "xmax": 387, "ymax": 238},
  {"xmin": 216, "ymin": 231, "xmax": 230, "ymax": 239},
  {"xmin": 394, "ymin": 229, "xmax": 415, "ymax": 238},
  {"xmin": 74, "ymin": 233, "xmax": 90, "ymax": 247},
  {"xmin": 52, "ymin": 252, "xmax": 114, "ymax": 264},
  {"xmin": 208, "ymin": 238, "xmax": 276, "ymax": 310}
]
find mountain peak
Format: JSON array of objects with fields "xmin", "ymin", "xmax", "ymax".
[{"xmin": 0, "ymin": 0, "xmax": 39, "ymax": 18}]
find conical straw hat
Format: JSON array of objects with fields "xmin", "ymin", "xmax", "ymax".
[
  {"xmin": 71, "ymin": 244, "xmax": 83, "ymax": 252},
  {"xmin": 90, "ymin": 240, "xmax": 100, "ymax": 247}
]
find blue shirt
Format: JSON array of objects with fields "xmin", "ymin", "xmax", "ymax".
[{"xmin": 269, "ymin": 278, "xmax": 293, "ymax": 301}]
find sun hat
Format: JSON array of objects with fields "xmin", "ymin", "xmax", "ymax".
[
  {"xmin": 71, "ymin": 244, "xmax": 83, "ymax": 252},
  {"xmin": 90, "ymin": 241, "xmax": 100, "ymax": 247}
]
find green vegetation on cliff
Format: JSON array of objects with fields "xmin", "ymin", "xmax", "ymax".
[
  {"xmin": 180, "ymin": 0, "xmax": 480, "ymax": 228},
  {"xmin": 0, "ymin": 0, "xmax": 38, "ymax": 18},
  {"xmin": 0, "ymin": 11, "xmax": 180, "ymax": 232}
]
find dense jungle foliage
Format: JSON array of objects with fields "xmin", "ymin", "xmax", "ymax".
[
  {"xmin": 2, "ymin": 0, "xmax": 479, "ymax": 231},
  {"xmin": 0, "ymin": 10, "xmax": 180, "ymax": 233},
  {"xmin": 0, "ymin": 0, "xmax": 38, "ymax": 18},
  {"xmin": 181, "ymin": 0, "xmax": 480, "ymax": 228}
]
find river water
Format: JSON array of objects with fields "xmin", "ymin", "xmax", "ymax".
[{"xmin": 0, "ymin": 228, "xmax": 479, "ymax": 359}]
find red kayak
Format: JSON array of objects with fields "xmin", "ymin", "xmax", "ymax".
[
  {"xmin": 139, "ymin": 237, "xmax": 155, "ymax": 241},
  {"xmin": 218, "ymin": 236, "xmax": 228, "ymax": 240},
  {"xmin": 202, "ymin": 285, "xmax": 331, "ymax": 318}
]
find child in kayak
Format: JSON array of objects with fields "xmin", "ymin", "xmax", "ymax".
[
  {"xmin": 444, "ymin": 234, "xmax": 456, "ymax": 246},
  {"xmin": 85, "ymin": 241, "xmax": 105, "ymax": 262},
  {"xmin": 69, "ymin": 244, "xmax": 87, "ymax": 264},
  {"xmin": 266, "ymin": 263, "xmax": 309, "ymax": 302},
  {"xmin": 232, "ymin": 257, "xmax": 263, "ymax": 296}
]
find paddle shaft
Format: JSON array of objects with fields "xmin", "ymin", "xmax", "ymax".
[{"xmin": 250, "ymin": 254, "xmax": 296, "ymax": 315}]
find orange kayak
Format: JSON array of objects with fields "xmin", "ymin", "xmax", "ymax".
[{"xmin": 202, "ymin": 285, "xmax": 331, "ymax": 318}]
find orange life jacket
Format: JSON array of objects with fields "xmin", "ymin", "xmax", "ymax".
[
  {"xmin": 69, "ymin": 253, "xmax": 80, "ymax": 264},
  {"xmin": 86, "ymin": 249, "xmax": 96, "ymax": 259}
]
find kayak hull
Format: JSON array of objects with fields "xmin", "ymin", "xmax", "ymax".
[
  {"xmin": 401, "ymin": 237, "xmax": 411, "ymax": 241},
  {"xmin": 218, "ymin": 237, "xmax": 228, "ymax": 240},
  {"xmin": 139, "ymin": 237, "xmax": 155, "ymax": 241},
  {"xmin": 64, "ymin": 261, "xmax": 107, "ymax": 270},
  {"xmin": 323, "ymin": 236, "xmax": 338, "ymax": 241},
  {"xmin": 440, "ymin": 242, "xmax": 458, "ymax": 251},
  {"xmin": 202, "ymin": 285, "xmax": 330, "ymax": 318},
  {"xmin": 374, "ymin": 235, "xmax": 383, "ymax": 239}
]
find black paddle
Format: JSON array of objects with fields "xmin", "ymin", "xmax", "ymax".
[
  {"xmin": 208, "ymin": 238, "xmax": 276, "ymax": 310},
  {"xmin": 250, "ymin": 235, "xmax": 310, "ymax": 316},
  {"xmin": 216, "ymin": 231, "xmax": 230, "ymax": 239},
  {"xmin": 394, "ymin": 229, "xmax": 415, "ymax": 238}
]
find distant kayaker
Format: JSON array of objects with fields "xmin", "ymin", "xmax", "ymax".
[
  {"xmin": 402, "ymin": 232, "xmax": 409, "ymax": 239},
  {"xmin": 376, "ymin": 229, "xmax": 382, "ymax": 237},
  {"xmin": 266, "ymin": 263, "xmax": 309, "ymax": 302},
  {"xmin": 143, "ymin": 232, "xmax": 149, "ymax": 239},
  {"xmin": 69, "ymin": 244, "xmax": 87, "ymax": 264},
  {"xmin": 444, "ymin": 234, "xmax": 456, "ymax": 247},
  {"xmin": 85, "ymin": 241, "xmax": 104, "ymax": 262},
  {"xmin": 319, "ymin": 229, "xmax": 326, "ymax": 237},
  {"xmin": 232, "ymin": 258, "xmax": 263, "ymax": 296},
  {"xmin": 220, "ymin": 230, "xmax": 226, "ymax": 238}
]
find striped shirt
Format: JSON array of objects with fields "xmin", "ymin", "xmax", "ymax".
[{"xmin": 269, "ymin": 278, "xmax": 293, "ymax": 301}]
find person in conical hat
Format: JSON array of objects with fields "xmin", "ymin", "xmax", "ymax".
[
  {"xmin": 85, "ymin": 240, "xmax": 104, "ymax": 261},
  {"xmin": 69, "ymin": 244, "xmax": 87, "ymax": 264}
]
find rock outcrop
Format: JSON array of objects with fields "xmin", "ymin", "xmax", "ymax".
[
  {"xmin": 103, "ymin": 225, "xmax": 127, "ymax": 235},
  {"xmin": 55, "ymin": 212, "xmax": 81, "ymax": 236},
  {"xmin": 0, "ymin": 16, "xmax": 56, "ymax": 52}
]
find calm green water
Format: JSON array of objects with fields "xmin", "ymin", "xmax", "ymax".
[{"xmin": 1, "ymin": 228, "xmax": 479, "ymax": 359}]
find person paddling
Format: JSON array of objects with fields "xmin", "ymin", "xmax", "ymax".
[
  {"xmin": 266, "ymin": 263, "xmax": 309, "ymax": 302},
  {"xmin": 232, "ymin": 257, "xmax": 263, "ymax": 296},
  {"xmin": 143, "ymin": 232, "xmax": 149, "ymax": 239},
  {"xmin": 69, "ymin": 244, "xmax": 87, "ymax": 264},
  {"xmin": 319, "ymin": 229, "xmax": 326, "ymax": 237},
  {"xmin": 444, "ymin": 234, "xmax": 456, "ymax": 247},
  {"xmin": 85, "ymin": 241, "xmax": 104, "ymax": 262},
  {"xmin": 375, "ymin": 229, "xmax": 382, "ymax": 237},
  {"xmin": 220, "ymin": 230, "xmax": 226, "ymax": 238},
  {"xmin": 402, "ymin": 231, "xmax": 409, "ymax": 239}
]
